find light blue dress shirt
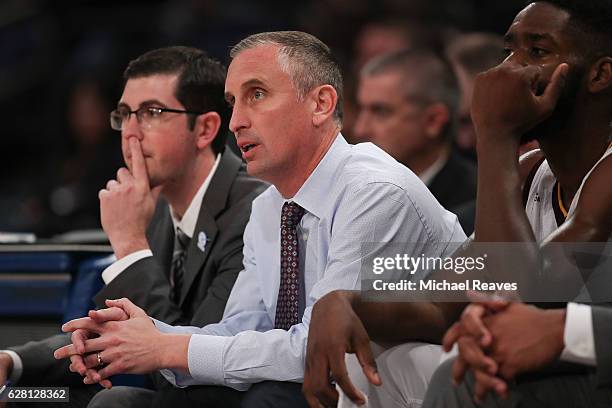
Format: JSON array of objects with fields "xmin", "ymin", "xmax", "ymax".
[{"xmin": 155, "ymin": 134, "xmax": 466, "ymax": 390}]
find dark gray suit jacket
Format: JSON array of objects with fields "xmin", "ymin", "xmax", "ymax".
[{"xmin": 10, "ymin": 150, "xmax": 267, "ymax": 386}]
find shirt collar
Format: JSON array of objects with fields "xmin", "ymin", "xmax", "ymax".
[
  {"xmin": 419, "ymin": 149, "xmax": 449, "ymax": 186},
  {"xmin": 170, "ymin": 153, "xmax": 221, "ymax": 238},
  {"xmin": 288, "ymin": 133, "xmax": 351, "ymax": 219}
]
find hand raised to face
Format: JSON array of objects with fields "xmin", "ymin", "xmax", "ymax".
[
  {"xmin": 100, "ymin": 138, "xmax": 162, "ymax": 260},
  {"xmin": 471, "ymin": 62, "xmax": 568, "ymax": 146}
]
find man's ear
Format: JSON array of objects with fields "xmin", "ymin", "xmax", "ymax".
[
  {"xmin": 588, "ymin": 57, "xmax": 612, "ymax": 93},
  {"xmin": 310, "ymin": 85, "xmax": 338, "ymax": 127},
  {"xmin": 423, "ymin": 103, "xmax": 450, "ymax": 140},
  {"xmin": 195, "ymin": 112, "xmax": 221, "ymax": 149}
]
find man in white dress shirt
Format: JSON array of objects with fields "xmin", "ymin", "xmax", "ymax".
[{"xmin": 54, "ymin": 31, "xmax": 466, "ymax": 408}]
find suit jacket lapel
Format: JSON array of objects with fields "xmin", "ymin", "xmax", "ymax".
[
  {"xmin": 146, "ymin": 201, "xmax": 175, "ymax": 280},
  {"xmin": 178, "ymin": 150, "xmax": 244, "ymax": 306}
]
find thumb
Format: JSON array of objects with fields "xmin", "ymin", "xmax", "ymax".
[
  {"xmin": 89, "ymin": 307, "xmax": 128, "ymax": 323},
  {"xmin": 105, "ymin": 298, "xmax": 145, "ymax": 318},
  {"xmin": 537, "ymin": 63, "xmax": 568, "ymax": 113}
]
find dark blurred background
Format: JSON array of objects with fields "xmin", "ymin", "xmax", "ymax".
[{"xmin": 0, "ymin": 0, "xmax": 526, "ymax": 237}]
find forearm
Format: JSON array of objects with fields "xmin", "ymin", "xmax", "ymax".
[
  {"xmin": 351, "ymin": 293, "xmax": 462, "ymax": 343},
  {"xmin": 475, "ymin": 137, "xmax": 537, "ymax": 244},
  {"xmin": 159, "ymin": 334, "xmax": 191, "ymax": 371}
]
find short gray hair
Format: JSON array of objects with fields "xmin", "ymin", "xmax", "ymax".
[
  {"xmin": 230, "ymin": 31, "xmax": 343, "ymax": 124},
  {"xmin": 362, "ymin": 49, "xmax": 460, "ymax": 141}
]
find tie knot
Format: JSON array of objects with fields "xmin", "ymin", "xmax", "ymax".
[
  {"xmin": 281, "ymin": 202, "xmax": 305, "ymax": 228},
  {"xmin": 175, "ymin": 227, "xmax": 190, "ymax": 250}
]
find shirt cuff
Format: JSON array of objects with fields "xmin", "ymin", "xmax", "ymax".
[
  {"xmin": 1, "ymin": 350, "xmax": 23, "ymax": 383},
  {"xmin": 560, "ymin": 303, "xmax": 596, "ymax": 366},
  {"xmin": 101, "ymin": 250, "xmax": 152, "ymax": 284},
  {"xmin": 187, "ymin": 334, "xmax": 229, "ymax": 386}
]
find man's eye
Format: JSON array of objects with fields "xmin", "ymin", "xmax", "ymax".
[
  {"xmin": 147, "ymin": 107, "xmax": 163, "ymax": 118},
  {"xmin": 530, "ymin": 47, "xmax": 548, "ymax": 57},
  {"xmin": 253, "ymin": 90, "xmax": 265, "ymax": 100}
]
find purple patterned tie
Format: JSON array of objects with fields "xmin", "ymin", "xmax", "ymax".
[{"xmin": 275, "ymin": 201, "xmax": 305, "ymax": 330}]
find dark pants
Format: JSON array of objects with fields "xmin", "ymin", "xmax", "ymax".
[
  {"xmin": 88, "ymin": 381, "xmax": 308, "ymax": 408},
  {"xmin": 422, "ymin": 358, "xmax": 612, "ymax": 408}
]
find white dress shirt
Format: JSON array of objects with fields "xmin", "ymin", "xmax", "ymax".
[
  {"xmin": 561, "ymin": 302, "xmax": 596, "ymax": 366},
  {"xmin": 154, "ymin": 134, "xmax": 466, "ymax": 390}
]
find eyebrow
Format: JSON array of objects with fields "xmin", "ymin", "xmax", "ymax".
[
  {"xmin": 117, "ymin": 99, "xmax": 168, "ymax": 110},
  {"xmin": 504, "ymin": 31, "xmax": 558, "ymax": 46},
  {"xmin": 225, "ymin": 78, "xmax": 268, "ymax": 104}
]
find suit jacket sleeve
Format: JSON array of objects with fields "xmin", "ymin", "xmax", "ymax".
[
  {"xmin": 592, "ymin": 305, "xmax": 612, "ymax": 386},
  {"xmin": 9, "ymin": 334, "xmax": 85, "ymax": 387},
  {"xmin": 94, "ymin": 255, "xmax": 189, "ymax": 325},
  {"xmin": 94, "ymin": 173, "xmax": 265, "ymax": 327}
]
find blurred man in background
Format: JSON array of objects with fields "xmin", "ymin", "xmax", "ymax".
[{"xmin": 354, "ymin": 49, "xmax": 476, "ymax": 229}]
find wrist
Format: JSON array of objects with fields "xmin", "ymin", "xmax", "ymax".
[
  {"xmin": 111, "ymin": 237, "xmax": 149, "ymax": 260},
  {"xmin": 548, "ymin": 308, "xmax": 567, "ymax": 356},
  {"xmin": 158, "ymin": 334, "xmax": 191, "ymax": 371},
  {"xmin": 476, "ymin": 134, "xmax": 521, "ymax": 157}
]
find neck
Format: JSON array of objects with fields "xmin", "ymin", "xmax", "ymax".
[
  {"xmin": 274, "ymin": 125, "xmax": 339, "ymax": 198},
  {"xmin": 163, "ymin": 150, "xmax": 216, "ymax": 219},
  {"xmin": 539, "ymin": 109, "xmax": 610, "ymax": 200},
  {"xmin": 404, "ymin": 141, "xmax": 449, "ymax": 176}
]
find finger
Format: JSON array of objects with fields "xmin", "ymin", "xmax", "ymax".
[
  {"xmin": 116, "ymin": 167, "xmax": 133, "ymax": 184},
  {"xmin": 80, "ymin": 336, "xmax": 115, "ymax": 354},
  {"xmin": 128, "ymin": 138, "xmax": 149, "ymax": 186},
  {"xmin": 473, "ymin": 368, "xmax": 507, "ymax": 404},
  {"xmin": 71, "ymin": 329, "xmax": 91, "ymax": 354},
  {"xmin": 314, "ymin": 383, "xmax": 339, "ymax": 408},
  {"xmin": 442, "ymin": 322, "xmax": 462, "ymax": 352},
  {"xmin": 457, "ymin": 337, "xmax": 497, "ymax": 375},
  {"xmin": 62, "ymin": 317, "xmax": 104, "ymax": 334},
  {"xmin": 452, "ymin": 355, "xmax": 469, "ymax": 385},
  {"xmin": 88, "ymin": 377, "xmax": 113, "ymax": 389},
  {"xmin": 54, "ymin": 343, "xmax": 80, "ymax": 359},
  {"xmin": 461, "ymin": 305, "xmax": 487, "ymax": 335},
  {"xmin": 89, "ymin": 307, "xmax": 127, "ymax": 323},
  {"xmin": 329, "ymin": 350, "xmax": 366, "ymax": 405},
  {"xmin": 537, "ymin": 63, "xmax": 568, "ymax": 112},
  {"xmin": 305, "ymin": 351, "xmax": 339, "ymax": 407},
  {"xmin": 105, "ymin": 298, "xmax": 144, "ymax": 317},
  {"xmin": 304, "ymin": 392, "xmax": 325, "ymax": 408},
  {"xmin": 354, "ymin": 333, "xmax": 381, "ymax": 386},
  {"xmin": 83, "ymin": 368, "xmax": 103, "ymax": 385},
  {"xmin": 98, "ymin": 361, "xmax": 126, "ymax": 381},
  {"xmin": 70, "ymin": 354, "xmax": 87, "ymax": 376},
  {"xmin": 106, "ymin": 179, "xmax": 119, "ymax": 191}
]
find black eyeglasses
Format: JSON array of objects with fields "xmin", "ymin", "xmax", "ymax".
[{"xmin": 110, "ymin": 106, "xmax": 204, "ymax": 131}]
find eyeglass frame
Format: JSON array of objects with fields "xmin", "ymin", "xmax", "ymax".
[{"xmin": 109, "ymin": 105, "xmax": 205, "ymax": 131}]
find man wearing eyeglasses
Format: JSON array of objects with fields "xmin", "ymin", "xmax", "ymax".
[{"xmin": 0, "ymin": 46, "xmax": 266, "ymax": 406}]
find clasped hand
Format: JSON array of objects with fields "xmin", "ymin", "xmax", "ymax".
[
  {"xmin": 443, "ymin": 294, "xmax": 565, "ymax": 403},
  {"xmin": 53, "ymin": 298, "xmax": 162, "ymax": 389}
]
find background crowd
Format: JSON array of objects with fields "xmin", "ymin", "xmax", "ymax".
[{"xmin": 0, "ymin": 0, "xmax": 527, "ymax": 237}]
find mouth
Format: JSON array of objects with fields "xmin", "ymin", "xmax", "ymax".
[{"xmin": 240, "ymin": 143, "xmax": 258, "ymax": 153}]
